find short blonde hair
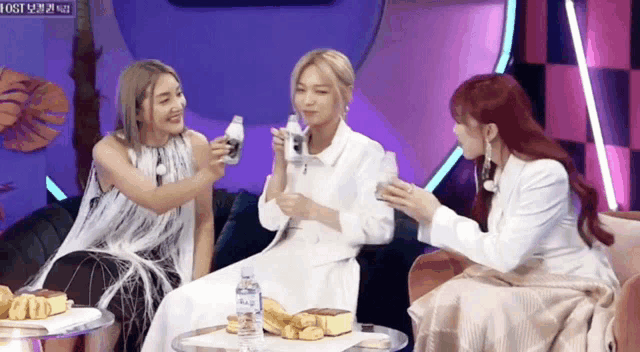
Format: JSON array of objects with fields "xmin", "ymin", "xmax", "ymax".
[
  {"xmin": 115, "ymin": 60, "xmax": 181, "ymax": 150},
  {"xmin": 290, "ymin": 49, "xmax": 355, "ymax": 120}
]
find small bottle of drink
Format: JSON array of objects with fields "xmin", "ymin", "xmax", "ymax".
[
  {"xmin": 224, "ymin": 115, "xmax": 244, "ymax": 165},
  {"xmin": 284, "ymin": 114, "xmax": 305, "ymax": 164}
]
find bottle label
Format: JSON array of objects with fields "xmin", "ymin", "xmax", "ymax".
[
  {"xmin": 227, "ymin": 139, "xmax": 241, "ymax": 158},
  {"xmin": 292, "ymin": 135, "xmax": 304, "ymax": 154},
  {"xmin": 237, "ymin": 292, "xmax": 262, "ymax": 313}
]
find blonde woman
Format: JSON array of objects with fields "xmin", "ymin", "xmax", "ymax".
[
  {"xmin": 26, "ymin": 60, "xmax": 229, "ymax": 352},
  {"xmin": 142, "ymin": 49, "xmax": 394, "ymax": 352}
]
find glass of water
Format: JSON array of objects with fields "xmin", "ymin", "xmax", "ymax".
[{"xmin": 375, "ymin": 151, "xmax": 398, "ymax": 200}]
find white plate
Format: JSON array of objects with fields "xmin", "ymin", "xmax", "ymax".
[{"xmin": 0, "ymin": 307, "xmax": 102, "ymax": 332}]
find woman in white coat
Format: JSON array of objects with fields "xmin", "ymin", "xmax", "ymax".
[
  {"xmin": 380, "ymin": 73, "xmax": 639, "ymax": 351},
  {"xmin": 141, "ymin": 49, "xmax": 394, "ymax": 352}
]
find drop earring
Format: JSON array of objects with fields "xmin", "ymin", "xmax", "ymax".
[
  {"xmin": 481, "ymin": 138, "xmax": 492, "ymax": 181},
  {"xmin": 482, "ymin": 138, "xmax": 499, "ymax": 192}
]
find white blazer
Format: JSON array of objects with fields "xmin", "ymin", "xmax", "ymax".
[
  {"xmin": 258, "ymin": 119, "xmax": 394, "ymax": 267},
  {"xmin": 419, "ymin": 154, "xmax": 619, "ymax": 288}
]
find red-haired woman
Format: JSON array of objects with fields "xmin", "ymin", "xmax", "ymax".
[{"xmin": 381, "ymin": 73, "xmax": 638, "ymax": 351}]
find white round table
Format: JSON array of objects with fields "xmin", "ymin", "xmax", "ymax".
[
  {"xmin": 0, "ymin": 307, "xmax": 115, "ymax": 352},
  {"xmin": 172, "ymin": 322, "xmax": 409, "ymax": 352}
]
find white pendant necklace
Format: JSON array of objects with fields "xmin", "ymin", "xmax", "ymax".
[
  {"xmin": 156, "ymin": 150, "xmax": 167, "ymax": 178},
  {"xmin": 156, "ymin": 163, "xmax": 167, "ymax": 176}
]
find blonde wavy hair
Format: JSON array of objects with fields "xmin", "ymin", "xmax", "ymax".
[{"xmin": 290, "ymin": 49, "xmax": 355, "ymax": 120}]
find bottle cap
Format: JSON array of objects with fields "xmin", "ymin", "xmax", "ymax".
[
  {"xmin": 232, "ymin": 115, "xmax": 243, "ymax": 124},
  {"xmin": 241, "ymin": 266, "xmax": 253, "ymax": 277}
]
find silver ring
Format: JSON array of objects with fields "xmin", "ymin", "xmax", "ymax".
[{"xmin": 407, "ymin": 184, "xmax": 414, "ymax": 194}]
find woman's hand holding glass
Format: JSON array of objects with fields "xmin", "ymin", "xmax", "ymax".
[
  {"xmin": 380, "ymin": 177, "xmax": 442, "ymax": 224},
  {"xmin": 205, "ymin": 136, "xmax": 231, "ymax": 182},
  {"xmin": 375, "ymin": 152, "xmax": 398, "ymax": 200}
]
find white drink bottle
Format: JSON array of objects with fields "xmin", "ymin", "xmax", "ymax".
[
  {"xmin": 284, "ymin": 114, "xmax": 305, "ymax": 164},
  {"xmin": 224, "ymin": 115, "xmax": 244, "ymax": 165}
]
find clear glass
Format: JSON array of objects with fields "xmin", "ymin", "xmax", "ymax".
[
  {"xmin": 236, "ymin": 268, "xmax": 264, "ymax": 352},
  {"xmin": 375, "ymin": 151, "xmax": 398, "ymax": 201}
]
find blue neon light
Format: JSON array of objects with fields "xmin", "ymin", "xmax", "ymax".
[
  {"xmin": 425, "ymin": 0, "xmax": 517, "ymax": 191},
  {"xmin": 46, "ymin": 176, "xmax": 67, "ymax": 201},
  {"xmin": 426, "ymin": 146, "xmax": 464, "ymax": 192}
]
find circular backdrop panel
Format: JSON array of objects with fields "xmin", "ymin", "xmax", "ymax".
[{"xmin": 113, "ymin": 0, "xmax": 385, "ymax": 125}]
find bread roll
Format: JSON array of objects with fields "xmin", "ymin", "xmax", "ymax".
[
  {"xmin": 0, "ymin": 285, "xmax": 13, "ymax": 319},
  {"xmin": 9, "ymin": 294, "xmax": 32, "ymax": 320},
  {"xmin": 290, "ymin": 313, "xmax": 315, "ymax": 329},
  {"xmin": 281, "ymin": 324, "xmax": 301, "ymax": 340},
  {"xmin": 28, "ymin": 296, "xmax": 52, "ymax": 320},
  {"xmin": 262, "ymin": 297, "xmax": 292, "ymax": 335},
  {"xmin": 298, "ymin": 326, "xmax": 323, "ymax": 341},
  {"xmin": 226, "ymin": 315, "xmax": 239, "ymax": 334}
]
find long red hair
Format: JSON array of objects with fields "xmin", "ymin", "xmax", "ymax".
[{"xmin": 449, "ymin": 73, "xmax": 614, "ymax": 247}]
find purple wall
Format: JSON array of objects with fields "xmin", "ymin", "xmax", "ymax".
[
  {"xmin": 0, "ymin": 19, "xmax": 47, "ymax": 233},
  {"xmin": 351, "ymin": 0, "xmax": 505, "ymax": 186},
  {"xmin": 2, "ymin": 0, "xmax": 506, "ymax": 231}
]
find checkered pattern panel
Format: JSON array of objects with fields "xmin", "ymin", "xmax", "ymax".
[
  {"xmin": 516, "ymin": 0, "xmax": 639, "ymax": 211},
  {"xmin": 433, "ymin": 0, "xmax": 640, "ymax": 213}
]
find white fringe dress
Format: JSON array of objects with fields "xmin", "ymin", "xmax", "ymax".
[{"xmin": 26, "ymin": 131, "xmax": 196, "ymax": 351}]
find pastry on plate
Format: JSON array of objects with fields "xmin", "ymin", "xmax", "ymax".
[
  {"xmin": 28, "ymin": 296, "xmax": 52, "ymax": 320},
  {"xmin": 262, "ymin": 297, "xmax": 291, "ymax": 335},
  {"xmin": 8, "ymin": 294, "xmax": 32, "ymax": 320},
  {"xmin": 281, "ymin": 324, "xmax": 301, "ymax": 340},
  {"xmin": 290, "ymin": 312, "xmax": 315, "ymax": 330},
  {"xmin": 226, "ymin": 314, "xmax": 238, "ymax": 334},
  {"xmin": 0, "ymin": 285, "xmax": 13, "ymax": 319},
  {"xmin": 298, "ymin": 326, "xmax": 324, "ymax": 341},
  {"xmin": 30, "ymin": 289, "xmax": 68, "ymax": 316},
  {"xmin": 298, "ymin": 308, "xmax": 353, "ymax": 336}
]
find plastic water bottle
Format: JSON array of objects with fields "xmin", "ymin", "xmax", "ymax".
[
  {"xmin": 284, "ymin": 114, "xmax": 306, "ymax": 164},
  {"xmin": 236, "ymin": 266, "xmax": 264, "ymax": 352},
  {"xmin": 224, "ymin": 115, "xmax": 244, "ymax": 165}
]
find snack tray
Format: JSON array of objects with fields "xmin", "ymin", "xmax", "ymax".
[
  {"xmin": 181, "ymin": 328, "xmax": 391, "ymax": 352},
  {"xmin": 0, "ymin": 308, "xmax": 102, "ymax": 332}
]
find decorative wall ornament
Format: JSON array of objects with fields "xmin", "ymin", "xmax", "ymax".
[{"xmin": 0, "ymin": 67, "xmax": 69, "ymax": 152}]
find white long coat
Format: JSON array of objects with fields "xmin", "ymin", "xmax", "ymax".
[
  {"xmin": 141, "ymin": 119, "xmax": 394, "ymax": 352},
  {"xmin": 415, "ymin": 154, "xmax": 618, "ymax": 286}
]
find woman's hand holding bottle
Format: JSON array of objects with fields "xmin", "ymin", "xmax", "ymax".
[
  {"xmin": 270, "ymin": 127, "xmax": 288, "ymax": 168},
  {"xmin": 204, "ymin": 136, "xmax": 231, "ymax": 182}
]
